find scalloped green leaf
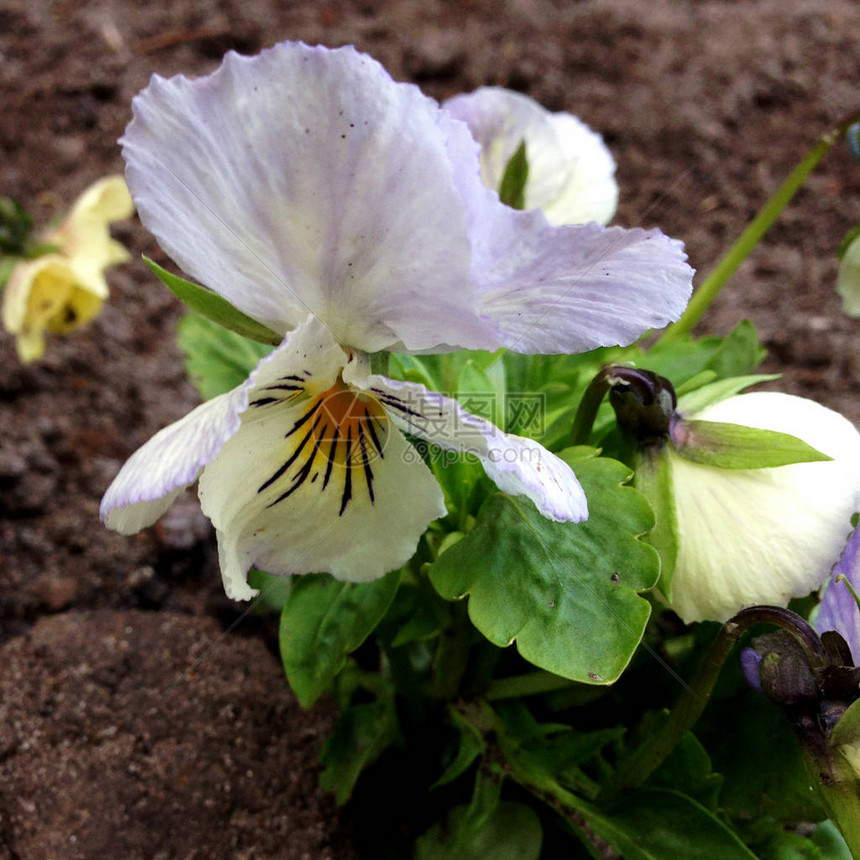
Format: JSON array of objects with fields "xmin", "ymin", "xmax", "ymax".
[
  {"xmin": 279, "ymin": 570, "xmax": 401, "ymax": 707},
  {"xmin": 146, "ymin": 256, "xmax": 281, "ymax": 344},
  {"xmin": 429, "ymin": 448, "xmax": 659, "ymax": 684}
]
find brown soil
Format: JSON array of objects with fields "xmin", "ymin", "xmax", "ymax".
[{"xmin": 1, "ymin": 1, "xmax": 858, "ymax": 857}]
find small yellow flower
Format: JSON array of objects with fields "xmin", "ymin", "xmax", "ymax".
[{"xmin": 2, "ymin": 176, "xmax": 134, "ymax": 362}]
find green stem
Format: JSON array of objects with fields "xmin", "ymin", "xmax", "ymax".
[
  {"xmin": 570, "ymin": 367, "xmax": 612, "ymax": 446},
  {"xmin": 600, "ymin": 605, "xmax": 827, "ymax": 803},
  {"xmin": 431, "ymin": 602, "xmax": 473, "ymax": 701},
  {"xmin": 484, "ymin": 670, "xmax": 577, "ymax": 701},
  {"xmin": 659, "ymin": 110, "xmax": 860, "ymax": 343}
]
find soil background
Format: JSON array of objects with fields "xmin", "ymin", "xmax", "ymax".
[{"xmin": 1, "ymin": 1, "xmax": 859, "ymax": 858}]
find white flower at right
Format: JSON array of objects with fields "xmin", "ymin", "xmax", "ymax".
[{"xmin": 669, "ymin": 392, "xmax": 860, "ymax": 623}]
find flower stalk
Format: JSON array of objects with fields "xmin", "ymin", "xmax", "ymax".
[
  {"xmin": 660, "ymin": 109, "xmax": 860, "ymax": 342},
  {"xmin": 600, "ymin": 606, "xmax": 827, "ymax": 802}
]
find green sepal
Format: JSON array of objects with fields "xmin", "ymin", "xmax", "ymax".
[
  {"xmin": 634, "ymin": 445, "xmax": 679, "ymax": 592},
  {"xmin": 830, "ymin": 698, "xmax": 860, "ymax": 748},
  {"xmin": 145, "ymin": 255, "xmax": 281, "ymax": 345},
  {"xmin": 672, "ymin": 419, "xmax": 832, "ymax": 469},
  {"xmin": 278, "ymin": 570, "xmax": 401, "ymax": 708},
  {"xmin": 498, "ymin": 140, "xmax": 529, "ymax": 210}
]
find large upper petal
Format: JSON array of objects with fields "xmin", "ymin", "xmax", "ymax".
[
  {"xmin": 122, "ymin": 41, "xmax": 498, "ymax": 354},
  {"xmin": 444, "ymin": 86, "xmax": 619, "ymax": 226},
  {"xmin": 344, "ymin": 364, "xmax": 587, "ymax": 522},
  {"xmin": 436, "ymin": 109, "xmax": 693, "ymax": 354}
]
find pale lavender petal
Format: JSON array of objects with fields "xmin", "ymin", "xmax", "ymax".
[
  {"xmin": 740, "ymin": 648, "xmax": 763, "ymax": 693},
  {"xmin": 123, "ymin": 41, "xmax": 497, "ymax": 354},
  {"xmin": 100, "ymin": 384, "xmax": 251, "ymax": 535},
  {"xmin": 100, "ymin": 315, "xmax": 326, "ymax": 536},
  {"xmin": 437, "ymin": 110, "xmax": 693, "ymax": 353},
  {"xmin": 816, "ymin": 523, "xmax": 860, "ymax": 662}
]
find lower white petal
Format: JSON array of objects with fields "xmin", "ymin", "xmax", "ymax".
[
  {"xmin": 100, "ymin": 386, "xmax": 250, "ymax": 535},
  {"xmin": 344, "ymin": 367, "xmax": 586, "ymax": 522},
  {"xmin": 669, "ymin": 392, "xmax": 860, "ymax": 623},
  {"xmin": 198, "ymin": 375, "xmax": 445, "ymax": 597},
  {"xmin": 100, "ymin": 315, "xmax": 334, "ymax": 535}
]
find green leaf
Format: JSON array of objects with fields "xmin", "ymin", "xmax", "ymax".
[
  {"xmin": 642, "ymin": 319, "xmax": 766, "ymax": 390},
  {"xmin": 0, "ymin": 197, "xmax": 34, "ymax": 255},
  {"xmin": 319, "ymin": 692, "xmax": 398, "ymax": 804},
  {"xmin": 415, "ymin": 802, "xmax": 542, "ymax": 860},
  {"xmin": 588, "ymin": 789, "xmax": 758, "ymax": 860},
  {"xmin": 176, "ymin": 311, "xmax": 274, "ymax": 400},
  {"xmin": 648, "ymin": 732, "xmax": 722, "ymax": 811},
  {"xmin": 278, "ymin": 570, "xmax": 401, "ymax": 707},
  {"xmin": 495, "ymin": 701, "xmax": 619, "ymax": 798},
  {"xmin": 672, "ymin": 419, "xmax": 832, "ymax": 469},
  {"xmin": 145, "ymin": 256, "xmax": 281, "ymax": 344},
  {"xmin": 702, "ymin": 319, "xmax": 767, "ymax": 379},
  {"xmin": 739, "ymin": 816, "xmax": 833, "ymax": 860},
  {"xmin": 457, "ymin": 357, "xmax": 506, "ymax": 430},
  {"xmin": 811, "ymin": 821, "xmax": 853, "ymax": 859},
  {"xmin": 676, "ymin": 374, "xmax": 781, "ymax": 415},
  {"xmin": 698, "ymin": 689, "xmax": 825, "ymax": 822},
  {"xmin": 433, "ymin": 705, "xmax": 487, "ymax": 789},
  {"xmin": 246, "ymin": 568, "xmax": 292, "ymax": 614},
  {"xmin": 498, "ymin": 140, "xmax": 529, "ymax": 210},
  {"xmin": 429, "ymin": 448, "xmax": 659, "ymax": 683}
]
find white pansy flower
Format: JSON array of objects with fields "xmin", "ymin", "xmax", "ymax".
[
  {"xmin": 2, "ymin": 176, "xmax": 133, "ymax": 362},
  {"xmin": 836, "ymin": 232, "xmax": 860, "ymax": 318},
  {"xmin": 669, "ymin": 392, "xmax": 860, "ymax": 623},
  {"xmin": 101, "ymin": 42, "xmax": 692, "ymax": 600},
  {"xmin": 444, "ymin": 86, "xmax": 618, "ymax": 226}
]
